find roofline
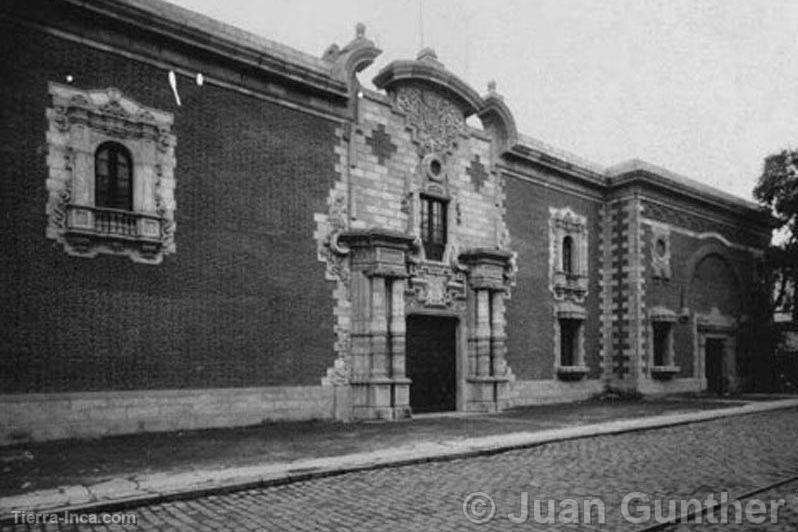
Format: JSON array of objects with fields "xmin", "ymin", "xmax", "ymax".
[
  {"xmin": 61, "ymin": 0, "xmax": 349, "ymax": 99},
  {"xmin": 24, "ymin": 0, "xmax": 775, "ymax": 228},
  {"xmin": 373, "ymin": 58, "xmax": 484, "ymax": 115},
  {"xmin": 607, "ymin": 161, "xmax": 776, "ymax": 227}
]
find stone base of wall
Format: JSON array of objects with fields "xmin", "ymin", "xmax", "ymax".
[
  {"xmin": 0, "ymin": 386, "xmax": 334, "ymax": 446},
  {"xmin": 637, "ymin": 378, "xmax": 705, "ymax": 395},
  {"xmin": 509, "ymin": 379, "xmax": 604, "ymax": 406}
]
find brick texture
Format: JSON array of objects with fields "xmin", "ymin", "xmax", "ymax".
[
  {"xmin": 0, "ymin": 24, "xmax": 337, "ymax": 393},
  {"xmin": 643, "ymin": 224, "xmax": 753, "ymax": 379},
  {"xmin": 504, "ymin": 178, "xmax": 602, "ymax": 380}
]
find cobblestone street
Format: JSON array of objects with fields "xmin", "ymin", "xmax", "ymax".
[{"xmin": 5, "ymin": 408, "xmax": 798, "ymax": 531}]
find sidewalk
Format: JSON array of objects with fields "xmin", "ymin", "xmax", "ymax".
[{"xmin": 2, "ymin": 394, "xmax": 797, "ymax": 519}]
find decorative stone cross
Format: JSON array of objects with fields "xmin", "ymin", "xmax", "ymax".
[
  {"xmin": 467, "ymin": 155, "xmax": 488, "ymax": 191},
  {"xmin": 366, "ymin": 124, "xmax": 397, "ymax": 165}
]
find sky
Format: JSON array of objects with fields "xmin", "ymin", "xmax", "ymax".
[{"xmin": 171, "ymin": 0, "xmax": 798, "ymax": 202}]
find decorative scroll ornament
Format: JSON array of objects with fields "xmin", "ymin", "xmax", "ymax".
[
  {"xmin": 316, "ymin": 179, "xmax": 354, "ymax": 388},
  {"xmin": 394, "ymin": 86, "xmax": 466, "ymax": 154},
  {"xmin": 317, "ymin": 191, "xmax": 351, "ymax": 284}
]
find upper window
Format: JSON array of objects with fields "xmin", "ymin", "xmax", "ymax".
[
  {"xmin": 95, "ymin": 142, "xmax": 133, "ymax": 211},
  {"xmin": 650, "ymin": 226, "xmax": 672, "ymax": 279},
  {"xmin": 549, "ymin": 207, "xmax": 588, "ymax": 302},
  {"xmin": 562, "ymin": 235, "xmax": 573, "ymax": 275},
  {"xmin": 46, "ymin": 83, "xmax": 176, "ymax": 264},
  {"xmin": 420, "ymin": 195, "xmax": 447, "ymax": 261}
]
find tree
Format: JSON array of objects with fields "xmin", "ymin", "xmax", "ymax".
[{"xmin": 753, "ymin": 149, "xmax": 798, "ymax": 323}]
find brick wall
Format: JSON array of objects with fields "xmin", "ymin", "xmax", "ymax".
[
  {"xmin": 0, "ymin": 23, "xmax": 337, "ymax": 393},
  {"xmin": 642, "ymin": 216, "xmax": 756, "ymax": 379},
  {"xmin": 504, "ymin": 176, "xmax": 602, "ymax": 380}
]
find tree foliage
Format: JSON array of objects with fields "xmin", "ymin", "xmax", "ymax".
[{"xmin": 753, "ymin": 149, "xmax": 798, "ymax": 321}]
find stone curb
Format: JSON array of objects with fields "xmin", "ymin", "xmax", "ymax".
[{"xmin": 2, "ymin": 398, "xmax": 798, "ymax": 523}]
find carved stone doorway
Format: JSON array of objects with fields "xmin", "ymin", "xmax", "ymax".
[{"xmin": 405, "ymin": 315, "xmax": 457, "ymax": 413}]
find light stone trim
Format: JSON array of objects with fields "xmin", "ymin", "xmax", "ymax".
[
  {"xmin": 45, "ymin": 83, "xmax": 176, "ymax": 264},
  {"xmin": 508, "ymin": 379, "xmax": 603, "ymax": 406},
  {"xmin": 630, "ymin": 197, "xmax": 647, "ymax": 377},
  {"xmin": 548, "ymin": 206, "xmax": 589, "ymax": 302},
  {"xmin": 316, "ymin": 126, "xmax": 353, "ymax": 404},
  {"xmin": 649, "ymin": 224, "xmax": 672, "ymax": 279},
  {"xmin": 597, "ymin": 203, "xmax": 615, "ymax": 382},
  {"xmin": 0, "ymin": 386, "xmax": 334, "ymax": 445},
  {"xmin": 645, "ymin": 307, "xmax": 680, "ymax": 378},
  {"xmin": 552, "ymin": 301, "xmax": 589, "ymax": 379}
]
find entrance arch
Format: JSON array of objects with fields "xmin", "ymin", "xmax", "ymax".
[{"xmin": 686, "ymin": 242, "xmax": 744, "ymax": 393}]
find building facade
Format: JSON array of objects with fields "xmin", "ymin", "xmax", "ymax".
[{"xmin": 0, "ymin": 0, "xmax": 774, "ymax": 443}]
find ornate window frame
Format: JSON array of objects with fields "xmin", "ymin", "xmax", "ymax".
[
  {"xmin": 549, "ymin": 207, "xmax": 588, "ymax": 302},
  {"xmin": 648, "ymin": 306, "xmax": 680, "ymax": 379},
  {"xmin": 419, "ymin": 194, "xmax": 448, "ymax": 262},
  {"xmin": 46, "ymin": 83, "xmax": 176, "ymax": 264},
  {"xmin": 650, "ymin": 224, "xmax": 672, "ymax": 279},
  {"xmin": 553, "ymin": 301, "xmax": 589, "ymax": 379}
]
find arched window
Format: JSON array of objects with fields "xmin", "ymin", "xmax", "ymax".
[
  {"xmin": 562, "ymin": 235, "xmax": 573, "ymax": 275},
  {"xmin": 95, "ymin": 142, "xmax": 133, "ymax": 211}
]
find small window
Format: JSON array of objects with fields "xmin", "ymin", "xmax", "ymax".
[
  {"xmin": 420, "ymin": 195, "xmax": 447, "ymax": 261},
  {"xmin": 655, "ymin": 237, "xmax": 667, "ymax": 258},
  {"xmin": 560, "ymin": 318, "xmax": 578, "ymax": 367},
  {"xmin": 562, "ymin": 235, "xmax": 573, "ymax": 275},
  {"xmin": 652, "ymin": 322, "xmax": 671, "ymax": 366},
  {"xmin": 95, "ymin": 142, "xmax": 133, "ymax": 211}
]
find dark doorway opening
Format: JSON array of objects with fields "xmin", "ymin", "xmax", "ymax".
[
  {"xmin": 705, "ymin": 338, "xmax": 726, "ymax": 394},
  {"xmin": 405, "ymin": 315, "xmax": 457, "ymax": 413}
]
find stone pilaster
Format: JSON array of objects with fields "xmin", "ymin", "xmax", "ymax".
[
  {"xmin": 597, "ymin": 203, "xmax": 615, "ymax": 383},
  {"xmin": 389, "ymin": 278, "xmax": 410, "ymax": 412},
  {"xmin": 340, "ymin": 228, "xmax": 414, "ymax": 420},
  {"xmin": 628, "ymin": 195, "xmax": 647, "ymax": 384},
  {"xmin": 459, "ymin": 248, "xmax": 514, "ymax": 412}
]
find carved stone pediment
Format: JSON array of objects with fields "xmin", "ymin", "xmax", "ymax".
[{"xmin": 394, "ymin": 86, "xmax": 466, "ymax": 155}]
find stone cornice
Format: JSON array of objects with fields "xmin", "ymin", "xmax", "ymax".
[
  {"xmin": 607, "ymin": 161, "xmax": 776, "ymax": 229},
  {"xmin": 339, "ymin": 228, "xmax": 416, "ymax": 250},
  {"xmin": 500, "ymin": 147, "xmax": 608, "ymax": 190},
  {"xmin": 13, "ymin": 0, "xmax": 349, "ymax": 102}
]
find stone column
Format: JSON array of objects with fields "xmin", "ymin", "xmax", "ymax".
[
  {"xmin": 490, "ymin": 291, "xmax": 507, "ymax": 376},
  {"xmin": 475, "ymin": 289, "xmax": 492, "ymax": 377},
  {"xmin": 349, "ymin": 269, "xmax": 373, "ymax": 418},
  {"xmin": 340, "ymin": 229, "xmax": 414, "ymax": 420},
  {"xmin": 370, "ymin": 276, "xmax": 389, "ymax": 378},
  {"xmin": 389, "ymin": 278, "xmax": 411, "ymax": 417},
  {"xmin": 459, "ymin": 248, "xmax": 514, "ymax": 413}
]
